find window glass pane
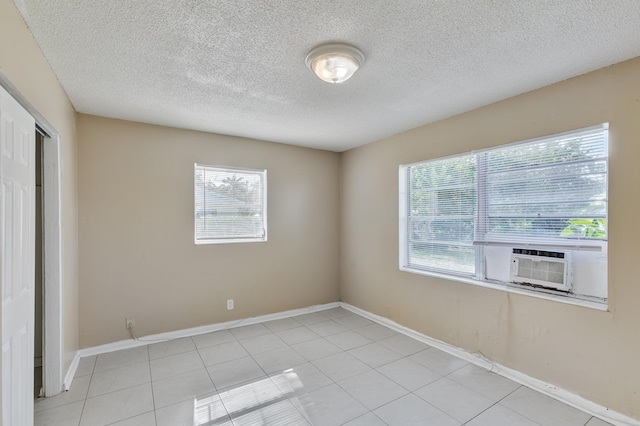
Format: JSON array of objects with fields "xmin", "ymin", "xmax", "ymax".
[
  {"xmin": 487, "ymin": 132, "xmax": 607, "ymax": 173},
  {"xmin": 406, "ymin": 155, "xmax": 476, "ymax": 276},
  {"xmin": 408, "ymin": 242, "xmax": 475, "ymax": 274},
  {"xmin": 409, "ymin": 218, "xmax": 475, "ymax": 243},
  {"xmin": 195, "ymin": 165, "xmax": 266, "ymax": 242},
  {"xmin": 484, "ymin": 128, "xmax": 608, "ymax": 241}
]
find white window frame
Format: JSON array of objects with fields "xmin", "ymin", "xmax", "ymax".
[
  {"xmin": 194, "ymin": 164, "xmax": 267, "ymax": 244},
  {"xmin": 399, "ymin": 124, "xmax": 608, "ymax": 306}
]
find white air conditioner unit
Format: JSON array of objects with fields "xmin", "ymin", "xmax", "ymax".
[{"xmin": 510, "ymin": 248, "xmax": 572, "ymax": 292}]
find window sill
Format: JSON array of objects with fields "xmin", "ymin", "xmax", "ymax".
[
  {"xmin": 400, "ymin": 266, "xmax": 608, "ymax": 312},
  {"xmin": 195, "ymin": 238, "xmax": 267, "ymax": 245}
]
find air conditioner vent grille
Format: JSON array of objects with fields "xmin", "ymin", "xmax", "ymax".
[
  {"xmin": 514, "ymin": 258, "xmax": 565, "ymax": 285},
  {"xmin": 512, "ymin": 248, "xmax": 565, "ymax": 259}
]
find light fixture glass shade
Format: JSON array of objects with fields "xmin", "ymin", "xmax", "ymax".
[{"xmin": 306, "ymin": 43, "xmax": 365, "ymax": 84}]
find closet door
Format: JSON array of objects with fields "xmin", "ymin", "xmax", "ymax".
[{"xmin": 1, "ymin": 84, "xmax": 36, "ymax": 426}]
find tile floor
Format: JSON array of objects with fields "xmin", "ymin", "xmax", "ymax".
[{"xmin": 35, "ymin": 308, "xmax": 613, "ymax": 426}]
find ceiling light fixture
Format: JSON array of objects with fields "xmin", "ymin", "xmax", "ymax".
[{"xmin": 306, "ymin": 43, "xmax": 365, "ymax": 84}]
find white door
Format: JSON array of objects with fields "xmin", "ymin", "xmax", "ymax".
[{"xmin": 1, "ymin": 85, "xmax": 36, "ymax": 426}]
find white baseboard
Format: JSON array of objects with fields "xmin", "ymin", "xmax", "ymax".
[
  {"xmin": 339, "ymin": 302, "xmax": 639, "ymax": 426},
  {"xmin": 77, "ymin": 302, "xmax": 340, "ymax": 359},
  {"xmin": 62, "ymin": 352, "xmax": 81, "ymax": 391}
]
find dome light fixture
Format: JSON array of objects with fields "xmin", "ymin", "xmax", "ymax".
[{"xmin": 306, "ymin": 42, "xmax": 365, "ymax": 84}]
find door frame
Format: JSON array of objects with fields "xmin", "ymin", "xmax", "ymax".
[{"xmin": 0, "ymin": 71, "xmax": 64, "ymax": 397}]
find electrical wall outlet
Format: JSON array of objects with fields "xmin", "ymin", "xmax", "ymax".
[
  {"xmin": 125, "ymin": 318, "xmax": 135, "ymax": 329},
  {"xmin": 227, "ymin": 299, "xmax": 234, "ymax": 310}
]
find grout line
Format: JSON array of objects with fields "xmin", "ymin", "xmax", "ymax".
[
  {"xmin": 75, "ymin": 374, "xmax": 92, "ymax": 426},
  {"xmin": 144, "ymin": 344, "xmax": 159, "ymax": 426},
  {"xmin": 461, "ymin": 385, "xmax": 525, "ymax": 425},
  {"xmin": 333, "ymin": 367, "xmax": 409, "ymax": 421},
  {"xmin": 194, "ymin": 337, "xmax": 235, "ymax": 423}
]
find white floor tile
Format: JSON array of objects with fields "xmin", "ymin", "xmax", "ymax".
[
  {"xmin": 207, "ymin": 356, "xmax": 266, "ymax": 390},
  {"xmin": 230, "ymin": 398, "xmax": 310, "ymax": 425},
  {"xmin": 252, "ymin": 346, "xmax": 307, "ymax": 374},
  {"xmin": 342, "ymin": 412, "xmax": 388, "ymax": 426},
  {"xmin": 263, "ymin": 317, "xmax": 301, "ymax": 332},
  {"xmin": 373, "ymin": 393, "xmax": 460, "ymax": 426},
  {"xmin": 305, "ymin": 320, "xmax": 348, "ymax": 337},
  {"xmin": 271, "ymin": 362, "xmax": 333, "ymax": 395},
  {"xmin": 93, "ymin": 346, "xmax": 149, "ymax": 373},
  {"xmin": 319, "ymin": 307, "xmax": 352, "ymax": 320},
  {"xmin": 379, "ymin": 333, "xmax": 430, "ymax": 356},
  {"xmin": 501, "ymin": 386, "xmax": 592, "ymax": 426},
  {"xmin": 218, "ymin": 376, "xmax": 283, "ymax": 414},
  {"xmin": 191, "ymin": 330, "xmax": 236, "ymax": 349},
  {"xmin": 35, "ymin": 375, "xmax": 91, "ymax": 412},
  {"xmin": 447, "ymin": 364, "xmax": 521, "ymax": 401},
  {"xmin": 198, "ymin": 341, "xmax": 249, "ymax": 366},
  {"xmin": 276, "ymin": 327, "xmax": 320, "ymax": 345},
  {"xmin": 239, "ymin": 333, "xmax": 287, "ymax": 355},
  {"xmin": 155, "ymin": 395, "xmax": 231, "ymax": 426},
  {"xmin": 291, "ymin": 337, "xmax": 342, "ymax": 361},
  {"xmin": 87, "ymin": 361, "xmax": 151, "ymax": 398},
  {"xmin": 229, "ymin": 323, "xmax": 271, "ymax": 340},
  {"xmin": 409, "ymin": 347, "xmax": 469, "ymax": 375},
  {"xmin": 338, "ymin": 369, "xmax": 408, "ymax": 410},
  {"xmin": 149, "ymin": 350, "xmax": 204, "ymax": 381},
  {"xmin": 414, "ymin": 377, "xmax": 494, "ymax": 423},
  {"xmin": 312, "ymin": 352, "xmax": 371, "ymax": 382},
  {"xmin": 108, "ymin": 411, "xmax": 156, "ymax": 426},
  {"xmin": 148, "ymin": 337, "xmax": 196, "ymax": 360},
  {"xmin": 80, "ymin": 383, "xmax": 154, "ymax": 426},
  {"xmin": 151, "ymin": 368, "xmax": 215, "ymax": 409},
  {"xmin": 348, "ymin": 342, "xmax": 404, "ymax": 368},
  {"xmin": 295, "ymin": 383, "xmax": 368, "ymax": 426},
  {"xmin": 218, "ymin": 376, "xmax": 311, "ymax": 425},
  {"xmin": 333, "ymin": 314, "xmax": 375, "ymax": 329},
  {"xmin": 466, "ymin": 404, "xmax": 539, "ymax": 426},
  {"xmin": 377, "ymin": 357, "xmax": 442, "ymax": 391},
  {"xmin": 74, "ymin": 356, "xmax": 96, "ymax": 378},
  {"xmin": 586, "ymin": 417, "xmax": 614, "ymax": 426},
  {"xmin": 324, "ymin": 330, "xmax": 373, "ymax": 350},
  {"xmin": 267, "ymin": 369, "xmax": 311, "ymax": 402},
  {"xmin": 34, "ymin": 400, "xmax": 84, "ymax": 426},
  {"xmin": 293, "ymin": 312, "xmax": 329, "ymax": 326},
  {"xmin": 355, "ymin": 323, "xmax": 398, "ymax": 341}
]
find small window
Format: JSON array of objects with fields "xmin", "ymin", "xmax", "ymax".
[
  {"xmin": 399, "ymin": 124, "xmax": 608, "ymax": 303},
  {"xmin": 194, "ymin": 164, "xmax": 267, "ymax": 244}
]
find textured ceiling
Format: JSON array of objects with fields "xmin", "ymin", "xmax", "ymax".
[{"xmin": 13, "ymin": 0, "xmax": 640, "ymax": 152}]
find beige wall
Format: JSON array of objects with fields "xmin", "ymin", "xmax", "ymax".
[
  {"xmin": 77, "ymin": 114, "xmax": 340, "ymax": 347},
  {"xmin": 341, "ymin": 57, "xmax": 640, "ymax": 418},
  {"xmin": 0, "ymin": 0, "xmax": 79, "ymax": 382},
  {"xmin": 4, "ymin": 0, "xmax": 638, "ymax": 417}
]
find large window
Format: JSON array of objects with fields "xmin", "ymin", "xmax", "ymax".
[
  {"xmin": 399, "ymin": 124, "xmax": 608, "ymax": 302},
  {"xmin": 194, "ymin": 164, "xmax": 267, "ymax": 244}
]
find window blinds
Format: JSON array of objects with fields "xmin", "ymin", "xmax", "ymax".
[
  {"xmin": 194, "ymin": 165, "xmax": 267, "ymax": 243},
  {"xmin": 478, "ymin": 125, "xmax": 608, "ymax": 246},
  {"xmin": 406, "ymin": 154, "xmax": 477, "ymax": 275}
]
